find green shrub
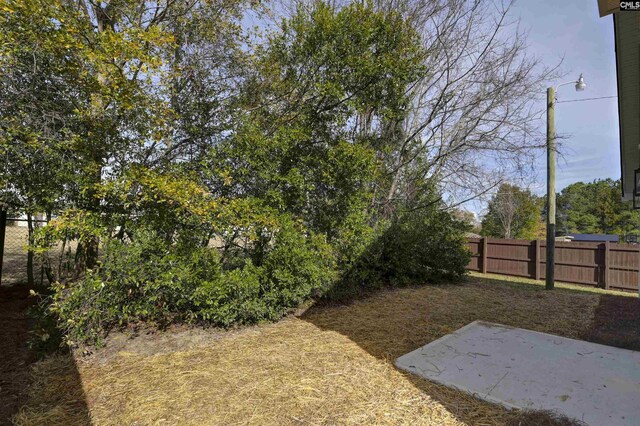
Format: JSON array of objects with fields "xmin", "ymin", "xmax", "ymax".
[
  {"xmin": 195, "ymin": 218, "xmax": 337, "ymax": 326},
  {"xmin": 378, "ymin": 211, "xmax": 470, "ymax": 284},
  {"xmin": 261, "ymin": 221, "xmax": 337, "ymax": 309},
  {"xmin": 50, "ymin": 230, "xmax": 222, "ymax": 345},
  {"xmin": 50, "ymin": 220, "xmax": 336, "ymax": 346},
  {"xmin": 331, "ymin": 209, "xmax": 470, "ymax": 299}
]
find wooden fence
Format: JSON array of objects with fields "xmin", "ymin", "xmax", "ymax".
[{"xmin": 466, "ymin": 238, "xmax": 640, "ymax": 293}]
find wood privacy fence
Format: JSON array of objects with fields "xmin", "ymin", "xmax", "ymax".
[{"xmin": 466, "ymin": 238, "xmax": 639, "ymax": 293}]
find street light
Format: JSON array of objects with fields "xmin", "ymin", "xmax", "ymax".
[
  {"xmin": 546, "ymin": 74, "xmax": 586, "ymax": 290},
  {"xmin": 575, "ymin": 74, "xmax": 586, "ymax": 91}
]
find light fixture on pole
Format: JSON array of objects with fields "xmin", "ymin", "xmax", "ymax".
[
  {"xmin": 546, "ymin": 74, "xmax": 586, "ymax": 291},
  {"xmin": 575, "ymin": 74, "xmax": 586, "ymax": 92}
]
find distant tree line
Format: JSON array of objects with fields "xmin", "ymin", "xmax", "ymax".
[{"xmin": 481, "ymin": 179, "xmax": 640, "ymax": 240}]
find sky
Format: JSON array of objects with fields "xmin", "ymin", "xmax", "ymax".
[{"xmin": 465, "ymin": 0, "xmax": 621, "ymax": 218}]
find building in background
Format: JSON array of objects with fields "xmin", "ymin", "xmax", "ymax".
[
  {"xmin": 598, "ymin": 1, "xmax": 640, "ymax": 203},
  {"xmin": 561, "ymin": 233, "xmax": 620, "ymax": 243}
]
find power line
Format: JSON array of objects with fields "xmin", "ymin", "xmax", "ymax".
[{"xmin": 556, "ymin": 95, "xmax": 618, "ymax": 103}]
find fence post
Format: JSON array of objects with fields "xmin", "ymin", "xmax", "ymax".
[
  {"xmin": 534, "ymin": 239, "xmax": 541, "ymax": 281},
  {"xmin": 481, "ymin": 237, "xmax": 488, "ymax": 274},
  {"xmin": 603, "ymin": 241, "xmax": 610, "ymax": 290},
  {"xmin": 0, "ymin": 209, "xmax": 6, "ymax": 286}
]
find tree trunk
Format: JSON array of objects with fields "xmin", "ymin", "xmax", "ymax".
[
  {"xmin": 26, "ymin": 213, "xmax": 34, "ymax": 287},
  {"xmin": 77, "ymin": 1, "xmax": 111, "ymax": 271}
]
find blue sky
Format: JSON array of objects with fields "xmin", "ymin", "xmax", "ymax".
[
  {"xmin": 516, "ymin": 0, "xmax": 620, "ymax": 188},
  {"xmin": 465, "ymin": 0, "xmax": 621, "ymax": 217}
]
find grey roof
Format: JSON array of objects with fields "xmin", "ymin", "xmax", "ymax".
[{"xmin": 567, "ymin": 234, "xmax": 619, "ymax": 242}]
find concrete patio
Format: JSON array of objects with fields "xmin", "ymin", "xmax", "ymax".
[{"xmin": 396, "ymin": 320, "xmax": 640, "ymax": 426}]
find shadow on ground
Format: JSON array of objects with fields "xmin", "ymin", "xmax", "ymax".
[
  {"xmin": 585, "ymin": 294, "xmax": 640, "ymax": 351},
  {"xmin": 468, "ymin": 274, "xmax": 640, "ymax": 351},
  {"xmin": 0, "ymin": 285, "xmax": 91, "ymax": 426},
  {"xmin": 300, "ymin": 275, "xmax": 615, "ymax": 425}
]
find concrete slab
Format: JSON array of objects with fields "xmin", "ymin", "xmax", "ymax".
[{"xmin": 395, "ymin": 321, "xmax": 640, "ymax": 426}]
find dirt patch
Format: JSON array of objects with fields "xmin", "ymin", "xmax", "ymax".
[
  {"xmin": 0, "ymin": 285, "xmax": 36, "ymax": 425},
  {"xmin": 91, "ymin": 323, "xmax": 255, "ymax": 365},
  {"xmin": 584, "ymin": 294, "xmax": 640, "ymax": 351}
]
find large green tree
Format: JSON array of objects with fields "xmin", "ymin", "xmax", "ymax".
[
  {"xmin": 206, "ymin": 1, "xmax": 425, "ymax": 236},
  {"xmin": 278, "ymin": 0, "xmax": 558, "ymax": 212},
  {"xmin": 556, "ymin": 179, "xmax": 640, "ymax": 236},
  {"xmin": 0, "ymin": 0, "xmax": 502, "ymax": 342},
  {"xmin": 481, "ymin": 183, "xmax": 541, "ymax": 239},
  {"xmin": 0, "ymin": 0, "xmax": 248, "ymax": 269}
]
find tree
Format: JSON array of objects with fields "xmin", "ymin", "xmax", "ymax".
[
  {"xmin": 276, "ymin": 0, "xmax": 559, "ymax": 214},
  {"xmin": 451, "ymin": 208, "xmax": 477, "ymax": 233},
  {"xmin": 0, "ymin": 0, "xmax": 249, "ymax": 271},
  {"xmin": 3, "ymin": 0, "xmax": 426, "ymax": 282},
  {"xmin": 205, "ymin": 0, "xmax": 425, "ymax": 237},
  {"xmin": 556, "ymin": 179, "xmax": 640, "ymax": 237},
  {"xmin": 0, "ymin": 0, "xmax": 527, "ymax": 342},
  {"xmin": 481, "ymin": 184, "xmax": 541, "ymax": 239}
]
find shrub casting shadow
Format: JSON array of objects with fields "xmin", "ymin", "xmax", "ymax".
[{"xmin": 300, "ymin": 282, "xmax": 494, "ymax": 424}]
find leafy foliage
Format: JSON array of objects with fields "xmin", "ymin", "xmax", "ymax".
[
  {"xmin": 51, "ymin": 217, "xmax": 336, "ymax": 345},
  {"xmin": 481, "ymin": 184, "xmax": 542, "ymax": 239},
  {"xmin": 557, "ymin": 179, "xmax": 640, "ymax": 237},
  {"xmin": 333, "ymin": 208, "xmax": 470, "ymax": 300},
  {"xmin": 3, "ymin": 0, "xmax": 472, "ymax": 345}
]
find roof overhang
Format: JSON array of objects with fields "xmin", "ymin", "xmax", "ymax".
[
  {"xmin": 598, "ymin": 0, "xmax": 620, "ymax": 17},
  {"xmin": 612, "ymin": 12, "xmax": 640, "ymax": 201}
]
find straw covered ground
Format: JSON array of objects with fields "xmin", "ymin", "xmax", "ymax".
[{"xmin": 12, "ymin": 274, "xmax": 638, "ymax": 426}]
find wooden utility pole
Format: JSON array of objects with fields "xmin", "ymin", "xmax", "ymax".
[
  {"xmin": 546, "ymin": 87, "xmax": 556, "ymax": 290},
  {"xmin": 544, "ymin": 74, "xmax": 586, "ymax": 290}
]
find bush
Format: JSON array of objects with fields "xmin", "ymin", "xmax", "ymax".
[
  {"xmin": 50, "ymin": 220, "xmax": 336, "ymax": 346},
  {"xmin": 47, "ymin": 205, "xmax": 467, "ymax": 345},
  {"xmin": 196, "ymin": 219, "xmax": 336, "ymax": 326},
  {"xmin": 378, "ymin": 210, "xmax": 470, "ymax": 284},
  {"xmin": 331, "ymin": 209, "xmax": 470, "ymax": 299},
  {"xmin": 50, "ymin": 230, "xmax": 223, "ymax": 345}
]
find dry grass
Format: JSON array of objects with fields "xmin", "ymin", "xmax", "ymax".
[
  {"xmin": 469, "ymin": 272, "xmax": 637, "ymax": 297},
  {"xmin": 2, "ymin": 226, "xmax": 34, "ymax": 286},
  {"xmin": 14, "ymin": 275, "xmax": 605, "ymax": 426},
  {"xmin": 12, "ymin": 354, "xmax": 90, "ymax": 425},
  {"xmin": 586, "ymin": 294, "xmax": 640, "ymax": 351}
]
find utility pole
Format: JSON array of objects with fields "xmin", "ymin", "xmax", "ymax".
[
  {"xmin": 545, "ymin": 74, "xmax": 586, "ymax": 291},
  {"xmin": 546, "ymin": 87, "xmax": 556, "ymax": 290}
]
